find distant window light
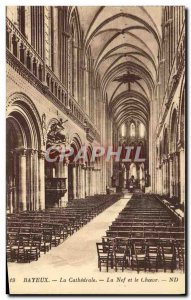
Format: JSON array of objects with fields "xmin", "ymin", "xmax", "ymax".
[
  {"xmin": 121, "ymin": 124, "xmax": 126, "ymax": 137},
  {"xmin": 139, "ymin": 123, "xmax": 145, "ymax": 138},
  {"xmin": 130, "ymin": 123, "xmax": 135, "ymax": 137}
]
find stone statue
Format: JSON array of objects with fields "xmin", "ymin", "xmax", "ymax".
[{"xmin": 47, "ymin": 118, "xmax": 68, "ymax": 145}]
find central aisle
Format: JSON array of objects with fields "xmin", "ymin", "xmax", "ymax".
[
  {"xmin": 8, "ymin": 194, "xmax": 131, "ymax": 290},
  {"xmin": 8, "ymin": 192, "xmax": 184, "ymax": 294}
]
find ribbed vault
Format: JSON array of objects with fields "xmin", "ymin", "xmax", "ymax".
[{"xmin": 77, "ymin": 6, "xmax": 162, "ymax": 128}]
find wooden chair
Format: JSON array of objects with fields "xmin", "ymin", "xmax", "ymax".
[
  {"xmin": 160, "ymin": 242, "xmax": 176, "ymax": 272},
  {"xmin": 28, "ymin": 245, "xmax": 40, "ymax": 262},
  {"xmin": 146, "ymin": 243, "xmax": 162, "ymax": 272},
  {"xmin": 16, "ymin": 245, "xmax": 27, "ymax": 263},
  {"xmin": 113, "ymin": 241, "xmax": 129, "ymax": 271},
  {"xmin": 41, "ymin": 233, "xmax": 51, "ymax": 254},
  {"xmin": 175, "ymin": 242, "xmax": 185, "ymax": 271},
  {"xmin": 130, "ymin": 242, "xmax": 147, "ymax": 273},
  {"xmin": 96, "ymin": 242, "xmax": 113, "ymax": 272},
  {"xmin": 51, "ymin": 228, "xmax": 61, "ymax": 247}
]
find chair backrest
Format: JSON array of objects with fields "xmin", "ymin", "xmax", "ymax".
[{"xmin": 96, "ymin": 242, "xmax": 113, "ymax": 257}]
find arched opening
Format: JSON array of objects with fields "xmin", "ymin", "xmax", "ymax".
[
  {"xmin": 6, "ymin": 99, "xmax": 42, "ymax": 212},
  {"xmin": 163, "ymin": 128, "xmax": 169, "ymax": 196},
  {"xmin": 130, "ymin": 122, "xmax": 136, "ymax": 137},
  {"xmin": 179, "ymin": 88, "xmax": 185, "ymax": 204},
  {"xmin": 170, "ymin": 109, "xmax": 179, "ymax": 200},
  {"xmin": 139, "ymin": 122, "xmax": 145, "ymax": 138},
  {"xmin": 121, "ymin": 123, "xmax": 126, "ymax": 137},
  {"xmin": 70, "ymin": 14, "xmax": 79, "ymax": 101},
  {"xmin": 129, "ymin": 163, "xmax": 137, "ymax": 179},
  {"xmin": 6, "ymin": 117, "xmax": 24, "ymax": 212}
]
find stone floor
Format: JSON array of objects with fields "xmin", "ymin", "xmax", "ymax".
[{"xmin": 8, "ymin": 192, "xmax": 185, "ymax": 295}]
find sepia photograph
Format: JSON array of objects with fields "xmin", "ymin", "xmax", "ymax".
[{"xmin": 6, "ymin": 4, "xmax": 185, "ymax": 295}]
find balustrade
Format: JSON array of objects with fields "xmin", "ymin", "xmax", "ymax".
[{"xmin": 6, "ymin": 17, "xmax": 101, "ymax": 142}]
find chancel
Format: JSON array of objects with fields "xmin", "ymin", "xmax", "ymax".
[{"xmin": 6, "ymin": 6, "xmax": 185, "ymax": 283}]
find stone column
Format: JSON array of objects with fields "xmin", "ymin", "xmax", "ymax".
[
  {"xmin": 178, "ymin": 146, "xmax": 185, "ymax": 204},
  {"xmin": 174, "ymin": 152, "xmax": 179, "ymax": 198},
  {"xmin": 94, "ymin": 169, "xmax": 97, "ymax": 195},
  {"xmin": 7, "ymin": 151, "xmax": 12, "ymax": 213},
  {"xmin": 84, "ymin": 166, "xmax": 87, "ymax": 197},
  {"xmin": 60, "ymin": 159, "xmax": 69, "ymax": 205},
  {"xmin": 79, "ymin": 164, "xmax": 82, "ymax": 198},
  {"xmin": 96, "ymin": 169, "xmax": 99, "ymax": 194},
  {"xmin": 85, "ymin": 166, "xmax": 89, "ymax": 197},
  {"xmin": 164, "ymin": 160, "xmax": 166, "ymax": 195},
  {"xmin": 53, "ymin": 7, "xmax": 59, "ymax": 76},
  {"xmin": 96, "ymin": 169, "xmax": 98, "ymax": 194},
  {"xmin": 91, "ymin": 168, "xmax": 95, "ymax": 195},
  {"xmin": 165, "ymin": 159, "xmax": 169, "ymax": 196},
  {"xmin": 55, "ymin": 161, "xmax": 59, "ymax": 177},
  {"xmin": 7, "ymin": 150, "xmax": 14, "ymax": 213},
  {"xmin": 164, "ymin": 160, "xmax": 167, "ymax": 195},
  {"xmin": 34, "ymin": 150, "xmax": 39, "ymax": 210},
  {"xmin": 172, "ymin": 153, "xmax": 176, "ymax": 197},
  {"xmin": 73, "ymin": 44, "xmax": 78, "ymax": 101},
  {"xmin": 76, "ymin": 164, "xmax": 79, "ymax": 199},
  {"xmin": 14, "ymin": 36, "xmax": 20, "ymax": 60},
  {"xmin": 161, "ymin": 160, "xmax": 164, "ymax": 195},
  {"xmin": 18, "ymin": 149, "xmax": 27, "ymax": 211},
  {"xmin": 172, "ymin": 154, "xmax": 175, "ymax": 196},
  {"xmin": 155, "ymin": 167, "xmax": 158, "ymax": 194},
  {"xmin": 95, "ymin": 169, "xmax": 97, "ymax": 194},
  {"xmin": 169, "ymin": 154, "xmax": 173, "ymax": 197},
  {"xmin": 160, "ymin": 164, "xmax": 163, "ymax": 195},
  {"xmin": 6, "ymin": 27, "xmax": 13, "ymax": 51},
  {"xmin": 38, "ymin": 150, "xmax": 45, "ymax": 210},
  {"xmin": 168, "ymin": 158, "xmax": 170, "ymax": 196},
  {"xmin": 72, "ymin": 163, "xmax": 77, "ymax": 199},
  {"xmin": 98, "ymin": 169, "xmax": 101, "ymax": 194},
  {"xmin": 25, "ymin": 7, "xmax": 32, "ymax": 43},
  {"xmin": 78, "ymin": 164, "xmax": 82, "ymax": 198},
  {"xmin": 89, "ymin": 167, "xmax": 92, "ymax": 196},
  {"xmin": 156, "ymin": 166, "xmax": 159, "ymax": 194},
  {"xmin": 30, "ymin": 150, "xmax": 35, "ymax": 209},
  {"xmin": 13, "ymin": 150, "xmax": 17, "ymax": 212},
  {"xmin": 28, "ymin": 149, "xmax": 34, "ymax": 211},
  {"xmin": 81, "ymin": 164, "xmax": 85, "ymax": 198}
]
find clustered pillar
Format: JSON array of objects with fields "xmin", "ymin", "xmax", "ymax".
[
  {"xmin": 71, "ymin": 163, "xmax": 102, "ymax": 200},
  {"xmin": 156, "ymin": 147, "xmax": 184, "ymax": 203},
  {"xmin": 19, "ymin": 149, "xmax": 27, "ymax": 211},
  {"xmin": 7, "ymin": 148, "xmax": 46, "ymax": 213}
]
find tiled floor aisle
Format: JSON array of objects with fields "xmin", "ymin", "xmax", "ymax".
[{"xmin": 8, "ymin": 192, "xmax": 184, "ymax": 294}]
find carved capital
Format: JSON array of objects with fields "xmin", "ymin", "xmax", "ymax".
[
  {"xmin": 63, "ymin": 158, "xmax": 70, "ymax": 166},
  {"xmin": 27, "ymin": 148, "xmax": 35, "ymax": 156},
  {"xmin": 177, "ymin": 140, "xmax": 184, "ymax": 151},
  {"xmin": 18, "ymin": 148, "xmax": 27, "ymax": 156},
  {"xmin": 38, "ymin": 150, "xmax": 45, "ymax": 159},
  {"xmin": 168, "ymin": 153, "xmax": 174, "ymax": 161}
]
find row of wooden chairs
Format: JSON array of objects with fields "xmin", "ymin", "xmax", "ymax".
[
  {"xmin": 7, "ymin": 193, "xmax": 122, "ymax": 263},
  {"xmin": 97, "ymin": 193, "xmax": 184, "ymax": 272},
  {"xmin": 97, "ymin": 238, "xmax": 184, "ymax": 273}
]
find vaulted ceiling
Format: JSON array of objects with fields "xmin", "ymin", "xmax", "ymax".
[{"xmin": 77, "ymin": 6, "xmax": 162, "ymax": 128}]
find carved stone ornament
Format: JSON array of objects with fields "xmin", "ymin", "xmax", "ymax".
[
  {"xmin": 41, "ymin": 113, "xmax": 47, "ymax": 143},
  {"xmin": 47, "ymin": 118, "xmax": 68, "ymax": 146}
]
